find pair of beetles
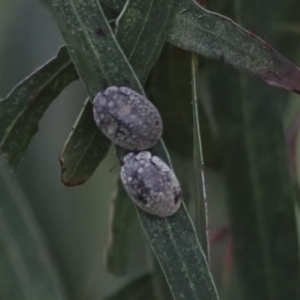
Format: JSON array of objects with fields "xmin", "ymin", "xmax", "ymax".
[{"xmin": 93, "ymin": 86, "xmax": 182, "ymax": 217}]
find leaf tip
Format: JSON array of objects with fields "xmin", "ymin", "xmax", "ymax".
[{"xmin": 59, "ymin": 153, "xmax": 71, "ymax": 186}]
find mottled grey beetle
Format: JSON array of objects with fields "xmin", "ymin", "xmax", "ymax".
[
  {"xmin": 120, "ymin": 151, "xmax": 182, "ymax": 217},
  {"xmin": 93, "ymin": 86, "xmax": 163, "ymax": 150}
]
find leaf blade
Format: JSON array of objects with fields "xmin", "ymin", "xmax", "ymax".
[
  {"xmin": 49, "ymin": 0, "xmax": 142, "ymax": 96},
  {"xmin": 102, "ymin": 0, "xmax": 300, "ymax": 92},
  {"xmin": 60, "ymin": 98, "xmax": 111, "ymax": 186},
  {"xmin": 0, "ymin": 46, "xmax": 78, "ymax": 170},
  {"xmin": 139, "ymin": 206, "xmax": 218, "ymax": 300},
  {"xmin": 116, "ymin": 0, "xmax": 177, "ymax": 83},
  {"xmin": 60, "ymin": 0, "xmax": 177, "ymax": 185},
  {"xmin": 46, "ymin": 1, "xmax": 219, "ymax": 299}
]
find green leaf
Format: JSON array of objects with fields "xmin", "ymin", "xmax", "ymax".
[
  {"xmin": 54, "ymin": 0, "xmax": 300, "ymax": 185},
  {"xmin": 103, "ymin": 273, "xmax": 155, "ymax": 300},
  {"xmin": 47, "ymin": 0, "xmax": 219, "ymax": 299},
  {"xmin": 102, "ymin": 0, "xmax": 300, "ymax": 93},
  {"xmin": 115, "ymin": 0, "xmax": 176, "ymax": 84},
  {"xmin": 206, "ymin": 0, "xmax": 300, "ymax": 297},
  {"xmin": 0, "ymin": 46, "xmax": 78, "ymax": 170},
  {"xmin": 47, "ymin": 0, "xmax": 142, "ymax": 97},
  {"xmin": 104, "ymin": 0, "xmax": 181, "ymax": 277},
  {"xmin": 60, "ymin": 0, "xmax": 176, "ymax": 185},
  {"xmin": 105, "ymin": 178, "xmax": 136, "ymax": 276},
  {"xmin": 60, "ymin": 98, "xmax": 111, "ymax": 186},
  {"xmin": 0, "ymin": 160, "xmax": 67, "ymax": 300},
  {"xmin": 138, "ymin": 205, "xmax": 218, "ymax": 300},
  {"xmin": 191, "ymin": 53, "xmax": 209, "ymax": 260}
]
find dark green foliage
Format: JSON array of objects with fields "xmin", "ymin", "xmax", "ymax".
[
  {"xmin": 45, "ymin": 0, "xmax": 218, "ymax": 299},
  {"xmin": 60, "ymin": 0, "xmax": 176, "ymax": 185},
  {"xmin": 60, "ymin": 98, "xmax": 111, "ymax": 186},
  {"xmin": 1, "ymin": 0, "xmax": 300, "ymax": 299},
  {"xmin": 0, "ymin": 47, "xmax": 77, "ymax": 170},
  {"xmin": 103, "ymin": 0, "xmax": 300, "ymax": 92}
]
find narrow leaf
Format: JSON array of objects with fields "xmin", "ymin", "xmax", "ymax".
[
  {"xmin": 47, "ymin": 0, "xmax": 300, "ymax": 184},
  {"xmin": 104, "ymin": 0, "xmax": 180, "ymax": 276},
  {"xmin": 0, "ymin": 46, "xmax": 78, "ymax": 170},
  {"xmin": 138, "ymin": 205, "xmax": 218, "ymax": 300},
  {"xmin": 47, "ymin": 1, "xmax": 219, "ymax": 300},
  {"xmin": 210, "ymin": 60, "xmax": 300, "ymax": 300},
  {"xmin": 116, "ymin": 0, "xmax": 176, "ymax": 83},
  {"xmin": 0, "ymin": 161, "xmax": 67, "ymax": 300},
  {"xmin": 168, "ymin": 0, "xmax": 300, "ymax": 92},
  {"xmin": 47, "ymin": 0, "xmax": 142, "ymax": 97},
  {"xmin": 60, "ymin": 98, "xmax": 111, "ymax": 186},
  {"xmin": 60, "ymin": 0, "xmax": 176, "ymax": 185},
  {"xmin": 103, "ymin": 273, "xmax": 155, "ymax": 300},
  {"xmin": 102, "ymin": 0, "xmax": 300, "ymax": 92},
  {"xmin": 191, "ymin": 53, "xmax": 209, "ymax": 260},
  {"xmin": 105, "ymin": 178, "xmax": 136, "ymax": 276}
]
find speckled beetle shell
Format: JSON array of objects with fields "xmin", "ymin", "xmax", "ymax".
[
  {"xmin": 93, "ymin": 86, "xmax": 163, "ymax": 150},
  {"xmin": 120, "ymin": 151, "xmax": 182, "ymax": 217}
]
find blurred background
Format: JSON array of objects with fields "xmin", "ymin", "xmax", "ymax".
[{"xmin": 1, "ymin": 0, "xmax": 300, "ymax": 299}]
